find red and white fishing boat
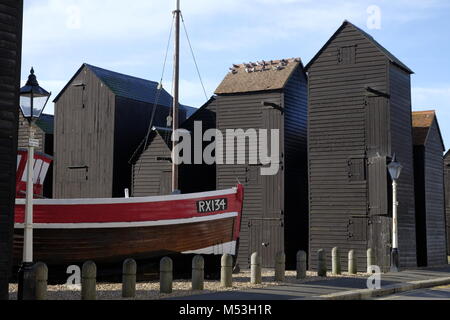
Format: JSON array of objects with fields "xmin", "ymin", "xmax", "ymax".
[{"xmin": 14, "ymin": 185, "xmax": 243, "ymax": 266}]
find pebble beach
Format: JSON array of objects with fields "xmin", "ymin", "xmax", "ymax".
[{"xmin": 8, "ymin": 270, "xmax": 371, "ymax": 300}]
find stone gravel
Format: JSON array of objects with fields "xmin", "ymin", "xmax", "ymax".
[{"xmin": 8, "ymin": 270, "xmax": 370, "ymax": 300}]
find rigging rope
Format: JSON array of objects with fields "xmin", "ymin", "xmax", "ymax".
[
  {"xmin": 132, "ymin": 13, "xmax": 175, "ymax": 177},
  {"xmin": 180, "ymin": 12, "xmax": 209, "ymax": 102}
]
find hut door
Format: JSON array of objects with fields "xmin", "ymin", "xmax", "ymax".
[
  {"xmin": 367, "ymin": 155, "xmax": 389, "ymax": 216},
  {"xmin": 365, "ymin": 96, "xmax": 389, "ymax": 157},
  {"xmin": 261, "ymin": 104, "xmax": 284, "ymax": 219},
  {"xmin": 159, "ymin": 171, "xmax": 172, "ymax": 195},
  {"xmin": 249, "ymin": 218, "xmax": 284, "ymax": 268}
]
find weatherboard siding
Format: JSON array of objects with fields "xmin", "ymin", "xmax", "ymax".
[
  {"xmin": 132, "ymin": 134, "xmax": 172, "ymax": 197},
  {"xmin": 54, "ymin": 66, "xmax": 116, "ymax": 199},
  {"xmin": 388, "ymin": 64, "xmax": 417, "ymax": 268},
  {"xmin": 0, "ymin": 0, "xmax": 22, "ymax": 300},
  {"xmin": 307, "ymin": 22, "xmax": 417, "ymax": 272},
  {"xmin": 445, "ymin": 152, "xmax": 450, "ymax": 255},
  {"xmin": 424, "ymin": 123, "xmax": 446, "ymax": 266},
  {"xmin": 308, "ymin": 23, "xmax": 389, "ymax": 272}
]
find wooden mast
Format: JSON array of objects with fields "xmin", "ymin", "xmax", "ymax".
[{"xmin": 172, "ymin": 0, "xmax": 180, "ymax": 192}]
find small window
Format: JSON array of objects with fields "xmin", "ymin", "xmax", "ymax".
[
  {"xmin": 347, "ymin": 158, "xmax": 366, "ymax": 182},
  {"xmin": 338, "ymin": 46, "xmax": 356, "ymax": 65}
]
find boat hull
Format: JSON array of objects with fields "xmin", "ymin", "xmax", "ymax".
[{"xmin": 13, "ymin": 186, "xmax": 244, "ymax": 268}]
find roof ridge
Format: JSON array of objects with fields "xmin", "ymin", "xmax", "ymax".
[{"xmin": 84, "ymin": 63, "xmax": 159, "ymax": 85}]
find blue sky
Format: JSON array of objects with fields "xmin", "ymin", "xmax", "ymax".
[{"xmin": 22, "ymin": 0, "xmax": 450, "ymax": 149}]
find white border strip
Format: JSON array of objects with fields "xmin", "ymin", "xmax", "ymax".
[
  {"xmin": 14, "ymin": 212, "xmax": 238, "ymax": 230},
  {"xmin": 15, "ymin": 187, "xmax": 237, "ymax": 206},
  {"xmin": 183, "ymin": 241, "xmax": 236, "ymax": 255}
]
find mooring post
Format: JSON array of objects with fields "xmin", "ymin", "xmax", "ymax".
[
  {"xmin": 317, "ymin": 249, "xmax": 327, "ymax": 277},
  {"xmin": 160, "ymin": 257, "xmax": 173, "ymax": 294},
  {"xmin": 296, "ymin": 251, "xmax": 307, "ymax": 279},
  {"xmin": 332, "ymin": 247, "xmax": 341, "ymax": 275},
  {"xmin": 192, "ymin": 255, "xmax": 204, "ymax": 291},
  {"xmin": 221, "ymin": 254, "xmax": 233, "ymax": 288},
  {"xmin": 122, "ymin": 259, "xmax": 137, "ymax": 298},
  {"xmin": 34, "ymin": 262, "xmax": 48, "ymax": 301},
  {"xmin": 348, "ymin": 250, "xmax": 357, "ymax": 274},
  {"xmin": 81, "ymin": 261, "xmax": 97, "ymax": 300},
  {"xmin": 275, "ymin": 251, "xmax": 286, "ymax": 282},
  {"xmin": 251, "ymin": 252, "xmax": 262, "ymax": 284},
  {"xmin": 367, "ymin": 248, "xmax": 375, "ymax": 273}
]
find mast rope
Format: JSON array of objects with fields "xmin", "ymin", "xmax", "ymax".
[
  {"xmin": 180, "ymin": 12, "xmax": 209, "ymax": 102},
  {"xmin": 130, "ymin": 13, "xmax": 175, "ymax": 174}
]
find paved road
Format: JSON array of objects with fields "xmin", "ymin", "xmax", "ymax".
[{"xmin": 375, "ymin": 285, "xmax": 450, "ymax": 300}]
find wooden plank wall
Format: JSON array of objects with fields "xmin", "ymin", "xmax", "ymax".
[
  {"xmin": 388, "ymin": 64, "xmax": 417, "ymax": 268},
  {"xmin": 423, "ymin": 122, "xmax": 447, "ymax": 265},
  {"xmin": 445, "ymin": 152, "xmax": 450, "ymax": 256},
  {"xmin": 283, "ymin": 69, "xmax": 309, "ymax": 268},
  {"xmin": 53, "ymin": 67, "xmax": 115, "ymax": 198},
  {"xmin": 308, "ymin": 23, "xmax": 388, "ymax": 272},
  {"xmin": 0, "ymin": 0, "xmax": 22, "ymax": 300},
  {"xmin": 216, "ymin": 92, "xmax": 284, "ymax": 268},
  {"xmin": 132, "ymin": 134, "xmax": 172, "ymax": 196}
]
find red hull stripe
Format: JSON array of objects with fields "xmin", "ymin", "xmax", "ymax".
[
  {"xmin": 14, "ymin": 212, "xmax": 238, "ymax": 229},
  {"xmin": 15, "ymin": 187, "xmax": 243, "ymax": 225}
]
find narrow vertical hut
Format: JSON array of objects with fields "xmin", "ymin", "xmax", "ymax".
[
  {"xmin": 131, "ymin": 127, "xmax": 173, "ymax": 197},
  {"xmin": 306, "ymin": 21, "xmax": 417, "ymax": 272},
  {"xmin": 444, "ymin": 150, "xmax": 450, "ymax": 256},
  {"xmin": 214, "ymin": 58, "xmax": 308, "ymax": 268},
  {"xmin": 53, "ymin": 64, "xmax": 194, "ymax": 199},
  {"xmin": 412, "ymin": 111, "xmax": 446, "ymax": 267},
  {"xmin": 0, "ymin": 0, "xmax": 23, "ymax": 299}
]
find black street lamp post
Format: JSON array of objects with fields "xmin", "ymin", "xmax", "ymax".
[
  {"xmin": 387, "ymin": 154, "xmax": 403, "ymax": 272},
  {"xmin": 17, "ymin": 68, "xmax": 51, "ymax": 300}
]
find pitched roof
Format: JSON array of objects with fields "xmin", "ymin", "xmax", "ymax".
[
  {"xmin": 35, "ymin": 114, "xmax": 54, "ymax": 134},
  {"xmin": 215, "ymin": 58, "xmax": 304, "ymax": 94},
  {"xmin": 445, "ymin": 149, "xmax": 450, "ymax": 161},
  {"xmin": 305, "ymin": 21, "xmax": 413, "ymax": 74},
  {"xmin": 129, "ymin": 126, "xmax": 173, "ymax": 164},
  {"xmin": 412, "ymin": 110, "xmax": 445, "ymax": 150},
  {"xmin": 53, "ymin": 63, "xmax": 196, "ymax": 116}
]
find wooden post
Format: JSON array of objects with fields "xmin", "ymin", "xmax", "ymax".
[
  {"xmin": 160, "ymin": 257, "xmax": 173, "ymax": 294},
  {"xmin": 221, "ymin": 254, "xmax": 233, "ymax": 288},
  {"xmin": 81, "ymin": 261, "xmax": 96, "ymax": 300},
  {"xmin": 317, "ymin": 249, "xmax": 327, "ymax": 277},
  {"xmin": 250, "ymin": 252, "xmax": 262, "ymax": 284},
  {"xmin": 34, "ymin": 262, "xmax": 48, "ymax": 300},
  {"xmin": 332, "ymin": 247, "xmax": 341, "ymax": 275},
  {"xmin": 192, "ymin": 255, "xmax": 204, "ymax": 291},
  {"xmin": 296, "ymin": 251, "xmax": 307, "ymax": 279},
  {"xmin": 367, "ymin": 248, "xmax": 375, "ymax": 273},
  {"xmin": 275, "ymin": 251, "xmax": 286, "ymax": 282},
  {"xmin": 122, "ymin": 259, "xmax": 137, "ymax": 298},
  {"xmin": 348, "ymin": 250, "xmax": 357, "ymax": 274}
]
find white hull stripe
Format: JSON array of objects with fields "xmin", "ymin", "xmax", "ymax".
[
  {"xmin": 15, "ymin": 188, "xmax": 237, "ymax": 206},
  {"xmin": 183, "ymin": 241, "xmax": 237, "ymax": 256},
  {"xmin": 14, "ymin": 212, "xmax": 238, "ymax": 230}
]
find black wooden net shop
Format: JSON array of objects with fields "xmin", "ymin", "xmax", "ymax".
[
  {"xmin": 306, "ymin": 21, "xmax": 417, "ymax": 272},
  {"xmin": 52, "ymin": 64, "xmax": 194, "ymax": 199},
  {"xmin": 0, "ymin": 0, "xmax": 23, "ymax": 300},
  {"xmin": 412, "ymin": 111, "xmax": 447, "ymax": 267},
  {"xmin": 444, "ymin": 150, "xmax": 450, "ymax": 256},
  {"xmin": 214, "ymin": 58, "xmax": 309, "ymax": 269}
]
